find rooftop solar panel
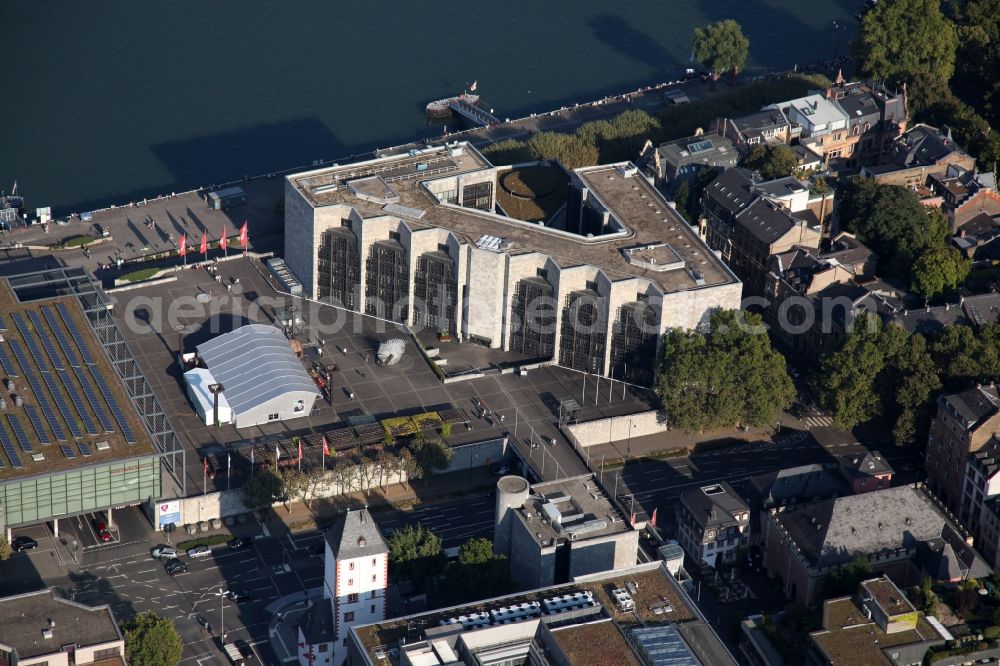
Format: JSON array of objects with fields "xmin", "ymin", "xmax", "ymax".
[
  {"xmin": 90, "ymin": 368, "xmax": 136, "ymax": 443},
  {"xmin": 24, "ymin": 405, "xmax": 52, "ymax": 445},
  {"xmin": 6, "ymin": 415, "xmax": 34, "ymax": 453},
  {"xmin": 78, "ymin": 442, "xmax": 92, "ymax": 457},
  {"xmin": 11, "ymin": 313, "xmax": 50, "ymax": 372},
  {"xmin": 28, "ymin": 311, "xmax": 65, "ymax": 371},
  {"xmin": 41, "ymin": 373, "xmax": 85, "ymax": 439},
  {"xmin": 56, "ymin": 303, "xmax": 96, "ymax": 365},
  {"xmin": 73, "ymin": 367, "xmax": 115, "ymax": 433},
  {"xmin": 55, "ymin": 373, "xmax": 99, "ymax": 436},
  {"xmin": 59, "ymin": 445, "xmax": 76, "ymax": 459},
  {"xmin": 0, "ymin": 345, "xmax": 17, "ymax": 377},
  {"xmin": 0, "ymin": 424, "xmax": 24, "ymax": 469},
  {"xmin": 0, "ymin": 314, "xmax": 6, "ymax": 332},
  {"xmin": 41, "ymin": 306, "xmax": 81, "ymax": 367}
]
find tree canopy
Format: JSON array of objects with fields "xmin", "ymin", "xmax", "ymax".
[
  {"xmin": 386, "ymin": 524, "xmax": 445, "ymax": 584},
  {"xmin": 692, "ymin": 20, "xmax": 750, "ymax": 80},
  {"xmin": 741, "ymin": 144, "xmax": 798, "ymax": 180},
  {"xmin": 408, "ymin": 436, "xmax": 454, "ymax": 478},
  {"xmin": 655, "ymin": 309, "xmax": 794, "ymax": 432},
  {"xmin": 816, "ymin": 314, "xmax": 941, "ymax": 444},
  {"xmin": 910, "ymin": 246, "xmax": 971, "ymax": 299},
  {"xmin": 838, "ymin": 178, "xmax": 954, "ymax": 291},
  {"xmin": 444, "ymin": 537, "xmax": 512, "ymax": 604},
  {"xmin": 123, "ymin": 612, "xmax": 183, "ymax": 666},
  {"xmin": 853, "ymin": 0, "xmax": 958, "ymax": 87},
  {"xmin": 241, "ymin": 467, "xmax": 283, "ymax": 509}
]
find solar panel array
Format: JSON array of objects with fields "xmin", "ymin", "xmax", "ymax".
[
  {"xmin": 0, "ymin": 314, "xmax": 6, "ymax": 332},
  {"xmin": 0, "ymin": 345, "xmax": 17, "ymax": 377},
  {"xmin": 7, "ymin": 415, "xmax": 34, "ymax": 453},
  {"xmin": 72, "ymin": 368, "xmax": 115, "ymax": 433},
  {"xmin": 41, "ymin": 373, "xmax": 85, "ymax": 439},
  {"xmin": 89, "ymin": 369, "xmax": 136, "ymax": 443},
  {"xmin": 58, "ymin": 373, "xmax": 99, "ymax": 436},
  {"xmin": 0, "ymin": 423, "xmax": 23, "ymax": 469},
  {"xmin": 9, "ymin": 339, "xmax": 67, "ymax": 441},
  {"xmin": 24, "ymin": 405, "xmax": 52, "ymax": 445},
  {"xmin": 28, "ymin": 311, "xmax": 65, "ymax": 371},
  {"xmin": 0, "ymin": 301, "xmax": 142, "ymax": 469},
  {"xmin": 11, "ymin": 313, "xmax": 50, "ymax": 371},
  {"xmin": 56, "ymin": 303, "xmax": 96, "ymax": 365},
  {"xmin": 41, "ymin": 306, "xmax": 81, "ymax": 367}
]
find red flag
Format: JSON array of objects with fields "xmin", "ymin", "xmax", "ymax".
[
  {"xmin": 630, "ymin": 512, "xmax": 636, "ymax": 528},
  {"xmin": 322, "ymin": 436, "xmax": 330, "ymax": 457},
  {"xmin": 203, "ymin": 457, "xmax": 209, "ymax": 473},
  {"xmin": 179, "ymin": 233, "xmax": 187, "ymax": 256},
  {"xmin": 298, "ymin": 439, "xmax": 303, "ymax": 462},
  {"xmin": 650, "ymin": 508, "xmax": 658, "ymax": 528},
  {"xmin": 239, "ymin": 221, "xmax": 248, "ymax": 247},
  {"xmin": 200, "ymin": 233, "xmax": 207, "ymax": 255},
  {"xmin": 219, "ymin": 229, "xmax": 227, "ymax": 251}
]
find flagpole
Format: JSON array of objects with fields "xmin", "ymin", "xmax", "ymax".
[{"xmin": 227, "ymin": 452, "xmax": 231, "ymax": 491}]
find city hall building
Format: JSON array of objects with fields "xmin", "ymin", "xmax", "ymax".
[{"xmin": 283, "ymin": 143, "xmax": 741, "ymax": 385}]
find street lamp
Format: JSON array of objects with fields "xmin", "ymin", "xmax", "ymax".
[
  {"xmin": 212, "ymin": 587, "xmax": 229, "ymax": 642},
  {"xmin": 208, "ymin": 383, "xmax": 225, "ymax": 427}
]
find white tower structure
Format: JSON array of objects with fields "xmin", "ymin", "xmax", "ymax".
[{"xmin": 297, "ymin": 508, "xmax": 388, "ymax": 666}]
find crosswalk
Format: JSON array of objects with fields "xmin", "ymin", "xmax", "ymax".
[{"xmin": 800, "ymin": 415, "xmax": 834, "ymax": 429}]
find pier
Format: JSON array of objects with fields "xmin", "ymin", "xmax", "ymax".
[{"xmin": 449, "ymin": 97, "xmax": 500, "ymax": 127}]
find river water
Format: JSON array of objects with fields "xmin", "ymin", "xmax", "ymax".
[{"xmin": 0, "ymin": 1, "xmax": 861, "ymax": 213}]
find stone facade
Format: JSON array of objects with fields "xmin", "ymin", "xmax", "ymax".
[{"xmin": 283, "ymin": 146, "xmax": 741, "ymax": 382}]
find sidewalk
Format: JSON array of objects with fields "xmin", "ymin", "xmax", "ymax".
[
  {"xmin": 182, "ymin": 466, "xmax": 499, "ymax": 545},
  {"xmin": 264, "ymin": 467, "xmax": 498, "ymax": 536}
]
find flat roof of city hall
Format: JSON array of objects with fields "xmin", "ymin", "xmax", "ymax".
[{"xmin": 287, "ymin": 144, "xmax": 739, "ymax": 295}]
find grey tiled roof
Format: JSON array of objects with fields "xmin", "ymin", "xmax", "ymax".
[
  {"xmin": 196, "ymin": 323, "xmax": 321, "ymax": 416},
  {"xmin": 0, "ymin": 589, "xmax": 122, "ymax": 660},
  {"xmin": 889, "ymin": 124, "xmax": 967, "ymax": 168},
  {"xmin": 775, "ymin": 486, "xmax": 952, "ymax": 568},
  {"xmin": 680, "ymin": 482, "xmax": 748, "ymax": 530},
  {"xmin": 324, "ymin": 508, "xmax": 388, "ymax": 561},
  {"xmin": 750, "ymin": 464, "xmax": 847, "ymax": 507},
  {"xmin": 839, "ymin": 451, "xmax": 894, "ymax": 479},
  {"xmin": 940, "ymin": 386, "xmax": 1000, "ymax": 428}
]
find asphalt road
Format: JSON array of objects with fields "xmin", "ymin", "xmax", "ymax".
[
  {"xmin": 373, "ymin": 494, "xmax": 496, "ymax": 550},
  {"xmin": 0, "ymin": 505, "xmax": 324, "ymax": 666}
]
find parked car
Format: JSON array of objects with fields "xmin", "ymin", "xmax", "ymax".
[
  {"xmin": 226, "ymin": 590, "xmax": 256, "ymax": 603},
  {"xmin": 151, "ymin": 546, "xmax": 178, "ymax": 560},
  {"xmin": 11, "ymin": 536, "xmax": 37, "ymax": 552},
  {"xmin": 165, "ymin": 560, "xmax": 188, "ymax": 575},
  {"xmin": 94, "ymin": 520, "xmax": 112, "ymax": 543},
  {"xmin": 228, "ymin": 537, "xmax": 251, "ymax": 550},
  {"xmin": 187, "ymin": 545, "xmax": 212, "ymax": 558}
]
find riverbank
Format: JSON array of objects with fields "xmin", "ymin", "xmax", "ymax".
[{"xmin": 5, "ymin": 67, "xmax": 835, "ymax": 227}]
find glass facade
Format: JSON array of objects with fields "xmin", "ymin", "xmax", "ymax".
[
  {"xmin": 365, "ymin": 241, "xmax": 409, "ymax": 322},
  {"xmin": 558, "ymin": 290, "xmax": 606, "ymax": 374},
  {"xmin": 0, "ymin": 455, "xmax": 162, "ymax": 526},
  {"xmin": 610, "ymin": 302, "xmax": 659, "ymax": 385},
  {"xmin": 413, "ymin": 251, "xmax": 457, "ymax": 335},
  {"xmin": 509, "ymin": 277, "xmax": 556, "ymax": 360},
  {"xmin": 317, "ymin": 226, "xmax": 360, "ymax": 309}
]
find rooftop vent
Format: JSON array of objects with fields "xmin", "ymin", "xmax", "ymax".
[{"xmin": 42, "ymin": 629, "xmax": 53, "ymax": 640}]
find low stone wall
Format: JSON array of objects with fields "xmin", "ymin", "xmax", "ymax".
[
  {"xmin": 564, "ymin": 411, "xmax": 666, "ymax": 448},
  {"xmin": 155, "ymin": 436, "xmax": 508, "ymax": 530}
]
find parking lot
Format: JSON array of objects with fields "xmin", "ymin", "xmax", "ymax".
[{"xmin": 109, "ymin": 256, "xmax": 652, "ymax": 494}]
